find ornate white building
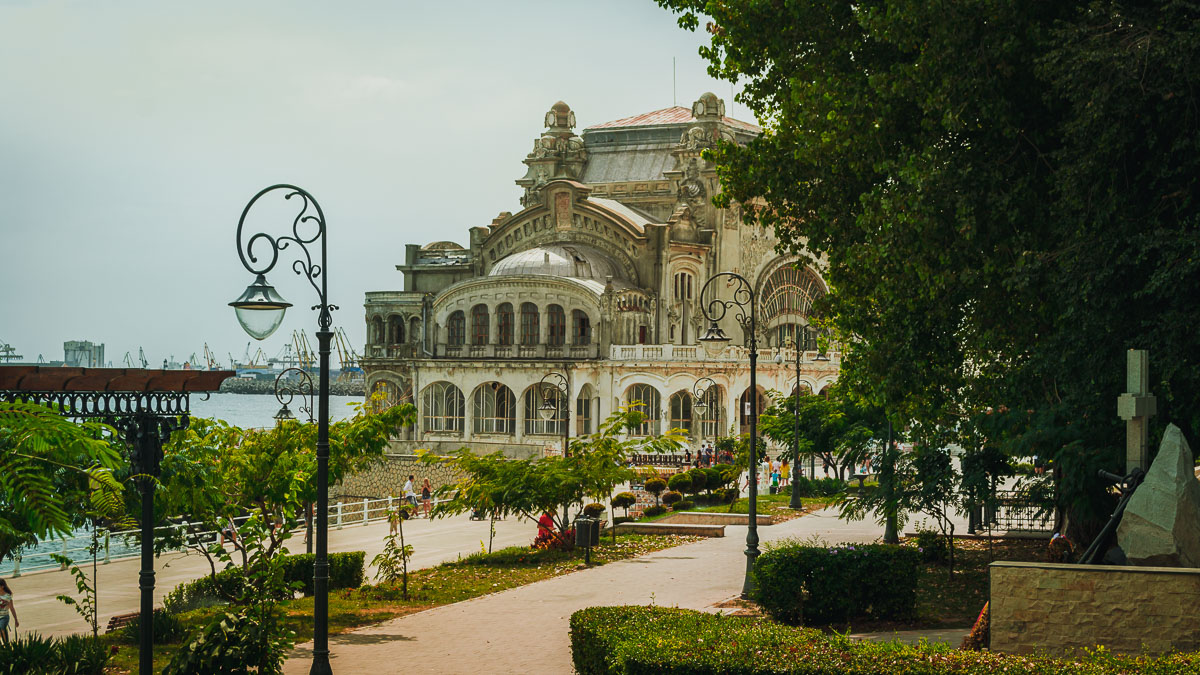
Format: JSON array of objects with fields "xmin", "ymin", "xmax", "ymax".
[{"xmin": 363, "ymin": 94, "xmax": 840, "ymax": 457}]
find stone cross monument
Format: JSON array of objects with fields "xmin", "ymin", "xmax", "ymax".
[{"xmin": 1117, "ymin": 349, "xmax": 1157, "ymax": 473}]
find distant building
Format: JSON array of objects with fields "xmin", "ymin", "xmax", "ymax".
[
  {"xmin": 64, "ymin": 340, "xmax": 104, "ymax": 368},
  {"xmin": 363, "ymin": 95, "xmax": 840, "ymax": 457}
]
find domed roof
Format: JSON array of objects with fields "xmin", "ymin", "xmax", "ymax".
[
  {"xmin": 421, "ymin": 240, "xmax": 464, "ymax": 251},
  {"xmin": 489, "ymin": 244, "xmax": 623, "ymax": 282}
]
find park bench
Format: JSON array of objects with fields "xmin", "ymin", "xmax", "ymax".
[{"xmin": 105, "ymin": 611, "xmax": 140, "ymax": 633}]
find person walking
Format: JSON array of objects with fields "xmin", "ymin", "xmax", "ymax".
[
  {"xmin": 403, "ymin": 475, "xmax": 418, "ymax": 511},
  {"xmin": 780, "ymin": 459, "xmax": 789, "ymax": 488},
  {"xmin": 421, "ymin": 478, "xmax": 433, "ymax": 519},
  {"xmin": 0, "ymin": 579, "xmax": 18, "ymax": 643}
]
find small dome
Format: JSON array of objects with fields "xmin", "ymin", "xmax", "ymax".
[
  {"xmin": 489, "ymin": 244, "xmax": 622, "ymax": 281},
  {"xmin": 421, "ymin": 241, "xmax": 464, "ymax": 251}
]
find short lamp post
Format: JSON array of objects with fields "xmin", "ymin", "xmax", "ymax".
[
  {"xmin": 538, "ymin": 371, "xmax": 571, "ymax": 527},
  {"xmin": 697, "ymin": 271, "xmax": 760, "ymax": 599},
  {"xmin": 692, "ymin": 376, "xmax": 716, "ymax": 460},
  {"xmin": 275, "ymin": 366, "xmax": 316, "ymax": 553},
  {"xmin": 229, "ymin": 184, "xmax": 337, "ymax": 675},
  {"xmin": 776, "ymin": 337, "xmax": 806, "ymax": 510}
]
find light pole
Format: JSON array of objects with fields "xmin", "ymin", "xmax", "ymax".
[
  {"xmin": 777, "ymin": 338, "xmax": 805, "ymax": 510},
  {"xmin": 692, "ymin": 376, "xmax": 717, "ymax": 463},
  {"xmin": 697, "ymin": 271, "xmax": 761, "ymax": 598},
  {"xmin": 275, "ymin": 367, "xmax": 316, "ymax": 554},
  {"xmin": 538, "ymin": 371, "xmax": 571, "ymax": 526},
  {"xmin": 229, "ymin": 184, "xmax": 336, "ymax": 675}
]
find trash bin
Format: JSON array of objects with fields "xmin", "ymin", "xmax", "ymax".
[{"xmin": 574, "ymin": 517, "xmax": 600, "ymax": 548}]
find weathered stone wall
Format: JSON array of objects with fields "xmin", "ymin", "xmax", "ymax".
[
  {"xmin": 332, "ymin": 453, "xmax": 463, "ymax": 500},
  {"xmin": 990, "ymin": 561, "xmax": 1200, "ymax": 655}
]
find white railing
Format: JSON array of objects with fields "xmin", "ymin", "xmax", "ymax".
[
  {"xmin": 6, "ymin": 495, "xmax": 455, "ymax": 577},
  {"xmin": 609, "ymin": 344, "xmax": 843, "ymax": 364}
]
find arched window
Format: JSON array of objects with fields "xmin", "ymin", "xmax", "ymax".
[
  {"xmin": 572, "ymin": 310, "xmax": 591, "ymax": 346},
  {"xmin": 576, "ymin": 384, "xmax": 593, "ymax": 436},
  {"xmin": 524, "ymin": 385, "xmax": 566, "ymax": 435},
  {"xmin": 472, "ymin": 382, "xmax": 516, "ymax": 434},
  {"xmin": 791, "ymin": 382, "xmax": 813, "ymax": 398},
  {"xmin": 774, "ymin": 324, "xmax": 819, "ymax": 351},
  {"xmin": 668, "ymin": 391, "xmax": 693, "ymax": 434},
  {"xmin": 388, "ymin": 316, "xmax": 405, "ymax": 345},
  {"xmin": 626, "ymin": 384, "xmax": 661, "ymax": 436},
  {"xmin": 673, "ymin": 271, "xmax": 694, "ymax": 300},
  {"xmin": 520, "ymin": 302, "xmax": 540, "ymax": 345},
  {"xmin": 422, "ymin": 381, "xmax": 464, "ymax": 433},
  {"xmin": 370, "ymin": 316, "xmax": 384, "ymax": 345},
  {"xmin": 760, "ymin": 264, "xmax": 826, "ymax": 346},
  {"xmin": 471, "ymin": 304, "xmax": 489, "ymax": 345},
  {"xmin": 447, "ymin": 311, "xmax": 465, "ymax": 346},
  {"xmin": 547, "ymin": 304, "xmax": 566, "ymax": 346},
  {"xmin": 739, "ymin": 387, "xmax": 768, "ymax": 433},
  {"xmin": 696, "ymin": 384, "xmax": 723, "ymax": 438},
  {"xmin": 409, "ymin": 316, "xmax": 421, "ymax": 345},
  {"xmin": 497, "ymin": 303, "xmax": 514, "ymax": 346}
]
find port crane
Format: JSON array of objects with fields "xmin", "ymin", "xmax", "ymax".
[
  {"xmin": 122, "ymin": 352, "xmax": 136, "ymax": 368},
  {"xmin": 202, "ymin": 343, "xmax": 221, "ymax": 370},
  {"xmin": 0, "ymin": 340, "xmax": 23, "ymax": 363},
  {"xmin": 334, "ymin": 327, "xmax": 364, "ymax": 381},
  {"xmin": 291, "ymin": 330, "xmax": 316, "ymax": 370},
  {"xmin": 137, "ymin": 347, "xmax": 149, "ymax": 368}
]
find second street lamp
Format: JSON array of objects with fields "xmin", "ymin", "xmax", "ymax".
[
  {"xmin": 697, "ymin": 271, "xmax": 761, "ymax": 599},
  {"xmin": 229, "ymin": 184, "xmax": 337, "ymax": 675}
]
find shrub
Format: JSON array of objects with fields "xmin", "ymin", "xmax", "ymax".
[
  {"xmin": 686, "ymin": 468, "xmax": 707, "ymax": 494},
  {"xmin": 667, "ymin": 473, "xmax": 692, "ymax": 494},
  {"xmin": 712, "ymin": 463, "xmax": 734, "ymax": 487},
  {"xmin": 612, "ymin": 516, "xmax": 633, "ymax": 526},
  {"xmin": 644, "ymin": 478, "xmax": 667, "ymax": 505},
  {"xmin": 164, "ymin": 608, "xmax": 294, "ymax": 675},
  {"xmin": 281, "ymin": 551, "xmax": 366, "ymax": 594},
  {"xmin": 752, "ymin": 542, "xmax": 921, "ymax": 625},
  {"xmin": 661, "ymin": 490, "xmax": 682, "ymax": 507},
  {"xmin": 720, "ymin": 487, "xmax": 739, "ymax": 504},
  {"xmin": 915, "ymin": 529, "xmax": 950, "ymax": 564},
  {"xmin": 641, "ymin": 505, "xmax": 667, "ymax": 518},
  {"xmin": 164, "ymin": 551, "xmax": 367, "ymax": 612},
  {"xmin": 582, "ymin": 502, "xmax": 606, "ymax": 518},
  {"xmin": 611, "ymin": 492, "xmax": 636, "ymax": 517},
  {"xmin": 533, "ymin": 527, "xmax": 576, "ymax": 551},
  {"xmin": 122, "ymin": 608, "xmax": 186, "ymax": 644},
  {"xmin": 0, "ymin": 633, "xmax": 111, "ymax": 675},
  {"xmin": 570, "ymin": 606, "xmax": 1197, "ymax": 675},
  {"xmin": 672, "ymin": 500, "xmax": 694, "ymax": 511}
]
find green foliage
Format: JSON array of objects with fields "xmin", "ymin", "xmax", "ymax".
[
  {"xmin": 759, "ymin": 383, "xmax": 883, "ymax": 480},
  {"xmin": 279, "ymin": 552, "xmax": 365, "ymax": 596},
  {"xmin": 643, "ymin": 478, "xmax": 667, "ymax": 506},
  {"xmin": 672, "ymin": 500, "xmax": 694, "ymax": 512},
  {"xmin": 752, "ymin": 542, "xmax": 921, "ymax": 625},
  {"xmin": 50, "ymin": 552, "xmax": 98, "ymax": 637},
  {"xmin": 655, "ymin": 0, "xmax": 1200, "ymax": 541},
  {"xmin": 0, "ymin": 632, "xmax": 111, "ymax": 675},
  {"xmin": 582, "ymin": 502, "xmax": 606, "ymax": 518},
  {"xmin": 610, "ymin": 492, "xmax": 636, "ymax": 517},
  {"xmin": 641, "ymin": 505, "xmax": 667, "ymax": 518},
  {"xmin": 666, "ymin": 472, "xmax": 692, "ymax": 494},
  {"xmin": 163, "ymin": 551, "xmax": 366, "ymax": 612},
  {"xmin": 916, "ymin": 529, "xmax": 950, "ymax": 564},
  {"xmin": 0, "ymin": 401, "xmax": 126, "ymax": 564},
  {"xmin": 789, "ymin": 476, "xmax": 848, "ymax": 498},
  {"xmin": 121, "ymin": 608, "xmax": 186, "ymax": 645},
  {"xmin": 164, "ymin": 607, "xmax": 295, "ymax": 675},
  {"xmin": 423, "ymin": 406, "xmax": 684, "ymax": 533},
  {"xmin": 570, "ymin": 605, "xmax": 1198, "ymax": 674},
  {"xmin": 661, "ymin": 490, "xmax": 682, "ymax": 507},
  {"xmin": 372, "ymin": 529, "xmax": 414, "ymax": 599}
]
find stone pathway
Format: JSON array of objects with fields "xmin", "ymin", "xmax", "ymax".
[{"xmin": 284, "ymin": 508, "xmax": 904, "ymax": 674}]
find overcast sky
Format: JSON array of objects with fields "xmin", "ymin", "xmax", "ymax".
[{"xmin": 0, "ymin": 0, "xmax": 743, "ymax": 368}]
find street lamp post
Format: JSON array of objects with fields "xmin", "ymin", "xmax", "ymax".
[
  {"xmin": 692, "ymin": 376, "xmax": 716, "ymax": 463},
  {"xmin": 697, "ymin": 272, "xmax": 761, "ymax": 598},
  {"xmin": 229, "ymin": 184, "xmax": 337, "ymax": 675},
  {"xmin": 275, "ymin": 367, "xmax": 316, "ymax": 553},
  {"xmin": 538, "ymin": 371, "xmax": 571, "ymax": 526},
  {"xmin": 780, "ymin": 338, "xmax": 805, "ymax": 510}
]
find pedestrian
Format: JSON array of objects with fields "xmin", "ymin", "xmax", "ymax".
[
  {"xmin": 421, "ymin": 478, "xmax": 433, "ymax": 519},
  {"xmin": 403, "ymin": 474, "xmax": 418, "ymax": 510},
  {"xmin": 220, "ymin": 517, "xmax": 241, "ymax": 550},
  {"xmin": 0, "ymin": 578, "xmax": 19, "ymax": 643},
  {"xmin": 780, "ymin": 459, "xmax": 790, "ymax": 488},
  {"xmin": 685, "ymin": 448, "xmax": 692, "ymax": 464},
  {"xmin": 537, "ymin": 511, "xmax": 555, "ymax": 538}
]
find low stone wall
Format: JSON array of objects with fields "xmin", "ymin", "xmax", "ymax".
[
  {"xmin": 332, "ymin": 453, "xmax": 463, "ymax": 500},
  {"xmin": 661, "ymin": 512, "xmax": 772, "ymax": 526},
  {"xmin": 990, "ymin": 561, "xmax": 1200, "ymax": 655}
]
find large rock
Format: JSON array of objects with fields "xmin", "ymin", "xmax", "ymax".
[{"xmin": 1117, "ymin": 424, "xmax": 1200, "ymax": 567}]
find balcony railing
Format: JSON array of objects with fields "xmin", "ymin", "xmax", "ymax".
[{"xmin": 609, "ymin": 344, "xmax": 842, "ymax": 364}]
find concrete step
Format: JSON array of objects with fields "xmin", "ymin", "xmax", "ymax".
[
  {"xmin": 614, "ymin": 522, "xmax": 725, "ymax": 537},
  {"xmin": 661, "ymin": 512, "xmax": 773, "ymax": 527}
]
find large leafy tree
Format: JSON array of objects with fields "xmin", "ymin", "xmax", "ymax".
[
  {"xmin": 0, "ymin": 401, "xmax": 125, "ymax": 564},
  {"xmin": 656, "ymin": 0, "xmax": 1200, "ymax": 540},
  {"xmin": 759, "ymin": 384, "xmax": 883, "ymax": 480}
]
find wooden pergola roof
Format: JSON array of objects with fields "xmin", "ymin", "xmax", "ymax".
[{"xmin": 0, "ymin": 366, "xmax": 233, "ymax": 393}]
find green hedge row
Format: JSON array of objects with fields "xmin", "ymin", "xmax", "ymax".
[
  {"xmin": 569, "ymin": 606, "xmax": 1199, "ymax": 675},
  {"xmin": 752, "ymin": 542, "xmax": 920, "ymax": 624},
  {"xmin": 163, "ymin": 551, "xmax": 365, "ymax": 613}
]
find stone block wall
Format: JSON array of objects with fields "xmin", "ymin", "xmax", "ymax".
[
  {"xmin": 990, "ymin": 561, "xmax": 1200, "ymax": 655},
  {"xmin": 332, "ymin": 453, "xmax": 463, "ymax": 500}
]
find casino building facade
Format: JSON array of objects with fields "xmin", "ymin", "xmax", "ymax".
[{"xmin": 362, "ymin": 94, "xmax": 840, "ymax": 457}]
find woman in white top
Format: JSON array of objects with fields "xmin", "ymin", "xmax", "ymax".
[{"xmin": 0, "ymin": 578, "xmax": 19, "ymax": 642}]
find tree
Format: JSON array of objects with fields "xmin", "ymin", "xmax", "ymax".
[
  {"xmin": 654, "ymin": 0, "xmax": 1200, "ymax": 541},
  {"xmin": 424, "ymin": 405, "xmax": 684, "ymax": 537},
  {"xmin": 759, "ymin": 383, "xmax": 881, "ymax": 481},
  {"xmin": 0, "ymin": 401, "xmax": 125, "ymax": 565}
]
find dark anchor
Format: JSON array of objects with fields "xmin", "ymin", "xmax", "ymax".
[{"xmin": 1078, "ymin": 467, "xmax": 1146, "ymax": 565}]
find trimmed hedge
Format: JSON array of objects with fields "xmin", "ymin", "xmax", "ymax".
[
  {"xmin": 789, "ymin": 476, "xmax": 848, "ymax": 498},
  {"xmin": 752, "ymin": 542, "xmax": 920, "ymax": 625},
  {"xmin": 163, "ymin": 551, "xmax": 366, "ymax": 613},
  {"xmin": 570, "ymin": 606, "xmax": 1200, "ymax": 675}
]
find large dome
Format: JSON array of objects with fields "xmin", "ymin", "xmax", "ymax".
[{"xmin": 488, "ymin": 244, "xmax": 623, "ymax": 282}]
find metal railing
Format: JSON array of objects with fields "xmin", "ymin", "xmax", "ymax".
[{"xmin": 5, "ymin": 494, "xmax": 453, "ymax": 577}]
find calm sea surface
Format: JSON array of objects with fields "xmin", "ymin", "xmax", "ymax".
[{"xmin": 1, "ymin": 393, "xmax": 366, "ymax": 576}]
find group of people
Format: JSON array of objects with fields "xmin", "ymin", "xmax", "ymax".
[{"xmin": 683, "ymin": 441, "xmax": 732, "ymax": 468}]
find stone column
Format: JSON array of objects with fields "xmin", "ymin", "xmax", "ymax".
[{"xmin": 1117, "ymin": 349, "xmax": 1157, "ymax": 473}]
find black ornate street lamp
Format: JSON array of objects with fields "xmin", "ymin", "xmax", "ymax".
[
  {"xmin": 230, "ymin": 184, "xmax": 337, "ymax": 675},
  {"xmin": 776, "ymin": 337, "xmax": 807, "ymax": 511},
  {"xmin": 275, "ymin": 366, "xmax": 316, "ymax": 425},
  {"xmin": 692, "ymin": 376, "xmax": 717, "ymax": 460},
  {"xmin": 697, "ymin": 271, "xmax": 761, "ymax": 598},
  {"xmin": 538, "ymin": 371, "xmax": 571, "ymax": 526}
]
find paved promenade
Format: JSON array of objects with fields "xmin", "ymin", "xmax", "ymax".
[
  {"xmin": 17, "ymin": 512, "xmax": 537, "ymax": 638},
  {"xmin": 284, "ymin": 508, "xmax": 965, "ymax": 675}
]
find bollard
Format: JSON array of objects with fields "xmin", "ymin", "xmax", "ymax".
[
  {"xmin": 103, "ymin": 531, "xmax": 110, "ymax": 564},
  {"xmin": 336, "ymin": 501, "xmax": 343, "ymax": 530},
  {"xmin": 363, "ymin": 498, "xmax": 370, "ymax": 526},
  {"xmin": 12, "ymin": 553, "xmax": 20, "ymax": 577}
]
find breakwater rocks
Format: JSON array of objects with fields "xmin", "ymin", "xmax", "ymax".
[{"xmin": 219, "ymin": 377, "xmax": 366, "ymax": 396}]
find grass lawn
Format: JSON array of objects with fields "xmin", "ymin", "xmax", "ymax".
[{"xmin": 101, "ymin": 532, "xmax": 700, "ymax": 673}]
